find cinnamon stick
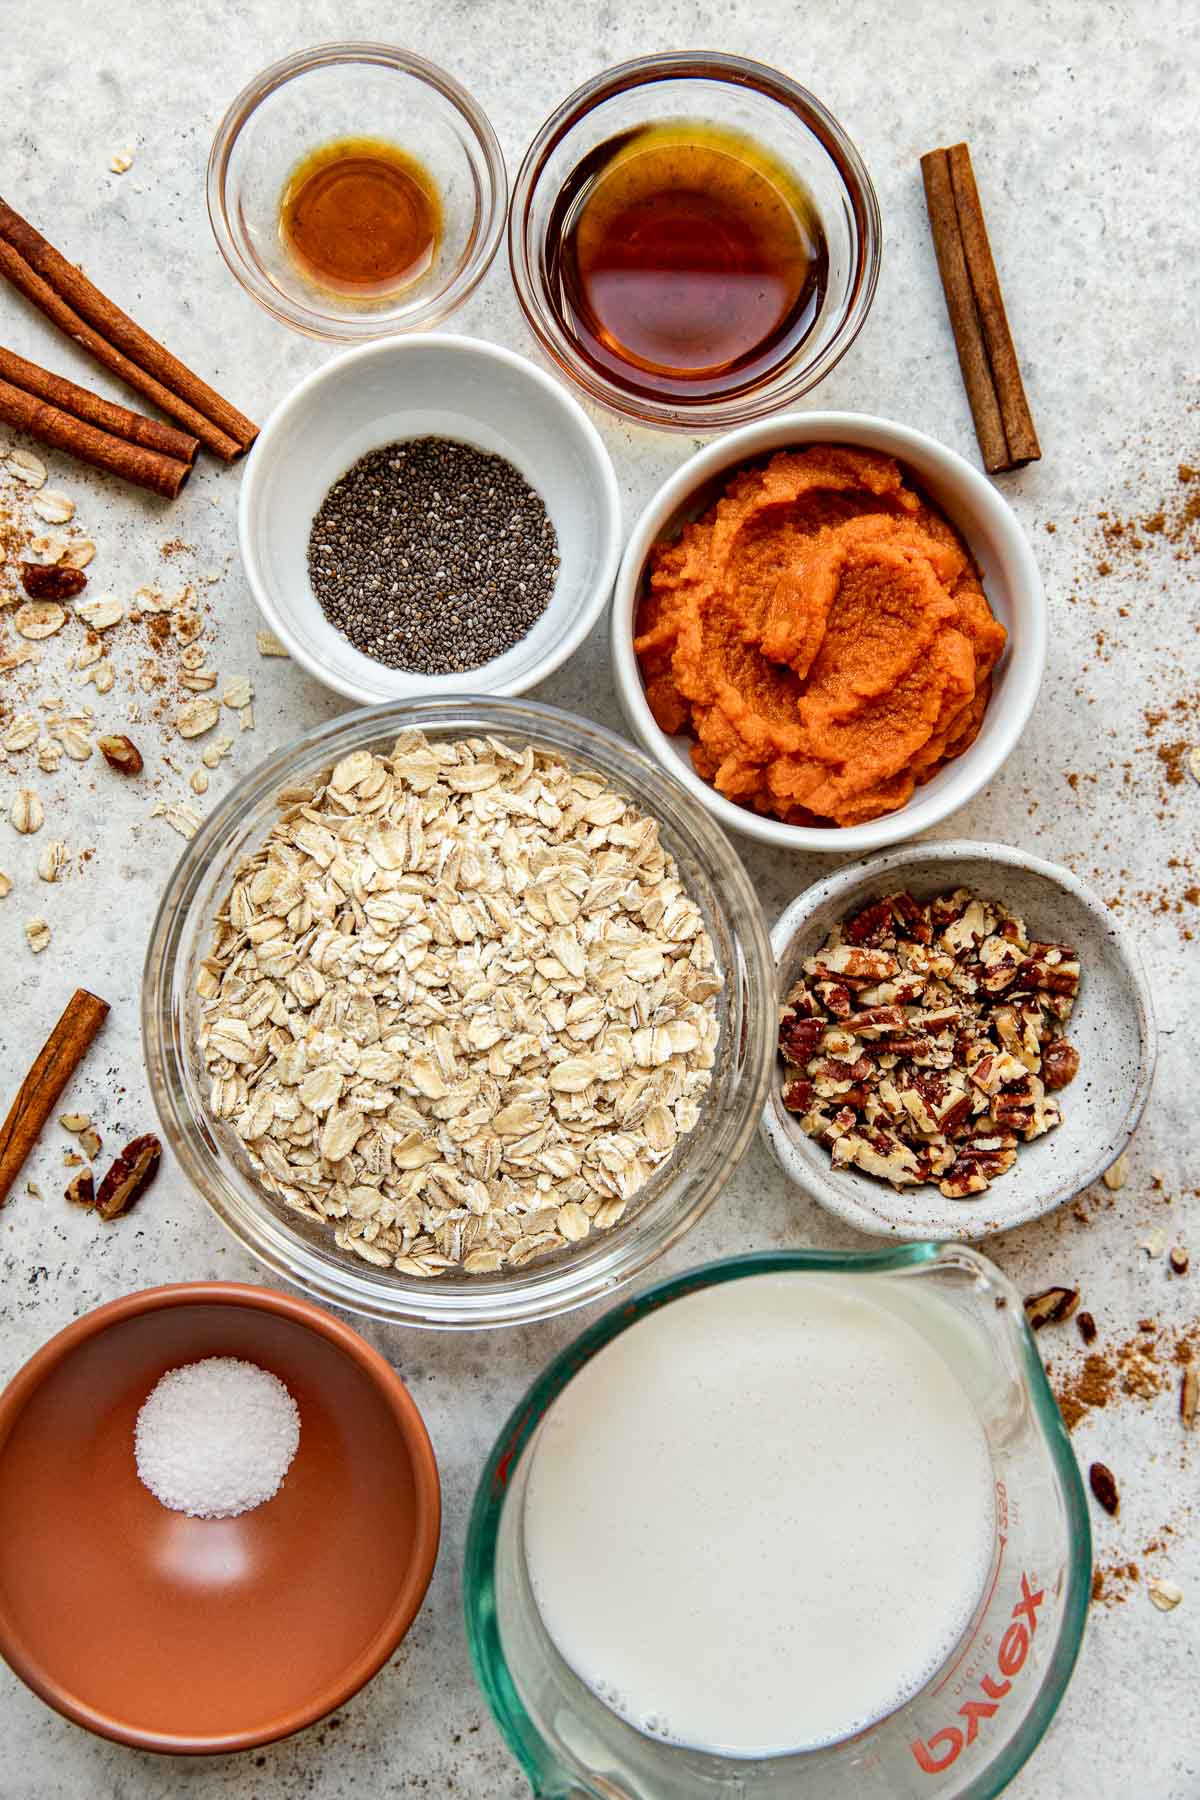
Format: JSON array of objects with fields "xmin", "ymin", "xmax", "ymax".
[
  {"xmin": 0, "ymin": 235, "xmax": 242, "ymax": 463},
  {"xmin": 0, "ymin": 988, "xmax": 109, "ymax": 1207},
  {"xmin": 0, "ymin": 199, "xmax": 257, "ymax": 462},
  {"xmin": 920, "ymin": 143, "xmax": 1040, "ymax": 474},
  {"xmin": 0, "ymin": 376, "xmax": 191, "ymax": 499},
  {"xmin": 945, "ymin": 143, "xmax": 1041, "ymax": 467},
  {"xmin": 0, "ymin": 345, "xmax": 199, "ymax": 464}
]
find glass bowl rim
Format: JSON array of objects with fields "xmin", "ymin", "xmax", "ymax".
[
  {"xmin": 507, "ymin": 49, "xmax": 883, "ymax": 431},
  {"xmin": 463, "ymin": 1242, "xmax": 1092, "ymax": 1798},
  {"xmin": 141, "ymin": 694, "xmax": 776, "ymax": 1330},
  {"xmin": 206, "ymin": 40, "xmax": 509, "ymax": 342}
]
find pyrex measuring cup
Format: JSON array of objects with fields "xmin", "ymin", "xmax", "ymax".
[{"xmin": 464, "ymin": 1245, "xmax": 1090, "ymax": 1799}]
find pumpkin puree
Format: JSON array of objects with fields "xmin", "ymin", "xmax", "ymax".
[{"xmin": 634, "ymin": 446, "xmax": 1008, "ymax": 826}]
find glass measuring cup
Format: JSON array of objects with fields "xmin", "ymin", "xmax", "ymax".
[{"xmin": 464, "ymin": 1245, "xmax": 1090, "ymax": 1799}]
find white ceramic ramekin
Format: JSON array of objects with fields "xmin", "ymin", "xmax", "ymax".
[
  {"xmin": 610, "ymin": 412, "xmax": 1046, "ymax": 853},
  {"xmin": 239, "ymin": 335, "xmax": 622, "ymax": 705}
]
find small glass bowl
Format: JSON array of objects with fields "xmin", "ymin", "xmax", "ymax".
[
  {"xmin": 143, "ymin": 697, "xmax": 775, "ymax": 1331},
  {"xmin": 207, "ymin": 43, "xmax": 507, "ymax": 341},
  {"xmin": 509, "ymin": 52, "xmax": 882, "ymax": 431}
]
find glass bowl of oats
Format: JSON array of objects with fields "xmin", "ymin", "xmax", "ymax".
[{"xmin": 143, "ymin": 697, "xmax": 775, "ymax": 1328}]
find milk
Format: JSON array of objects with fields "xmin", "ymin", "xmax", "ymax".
[{"xmin": 523, "ymin": 1273, "xmax": 996, "ymax": 1758}]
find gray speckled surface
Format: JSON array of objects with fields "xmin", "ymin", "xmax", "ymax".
[{"xmin": 0, "ymin": 3, "xmax": 1197, "ymax": 1797}]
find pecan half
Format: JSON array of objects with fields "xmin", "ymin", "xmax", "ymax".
[
  {"xmin": 94, "ymin": 1133, "xmax": 162, "ymax": 1220},
  {"xmin": 19, "ymin": 561, "xmax": 87, "ymax": 601},
  {"xmin": 1088, "ymin": 1462, "xmax": 1120, "ymax": 1516}
]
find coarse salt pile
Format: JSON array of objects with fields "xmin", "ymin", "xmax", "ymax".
[{"xmin": 134, "ymin": 1356, "xmax": 300, "ymax": 1519}]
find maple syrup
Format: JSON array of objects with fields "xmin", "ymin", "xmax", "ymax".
[
  {"xmin": 548, "ymin": 121, "xmax": 828, "ymax": 402},
  {"xmin": 279, "ymin": 136, "xmax": 442, "ymax": 299}
]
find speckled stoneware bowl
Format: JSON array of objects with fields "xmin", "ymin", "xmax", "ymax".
[{"xmin": 762, "ymin": 841, "xmax": 1157, "ymax": 1241}]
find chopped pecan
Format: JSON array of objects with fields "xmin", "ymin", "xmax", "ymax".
[
  {"xmin": 1181, "ymin": 1365, "xmax": 1197, "ymax": 1430},
  {"xmin": 781, "ymin": 1078, "xmax": 816, "ymax": 1114},
  {"xmin": 97, "ymin": 734, "xmax": 144, "ymax": 777},
  {"xmin": 890, "ymin": 891, "xmax": 932, "ymax": 942},
  {"xmin": 1040, "ymin": 1038, "xmax": 1080, "ymax": 1090},
  {"xmin": 1023, "ymin": 1286, "xmax": 1080, "ymax": 1330},
  {"xmin": 1077, "ymin": 1310, "xmax": 1098, "ymax": 1344},
  {"xmin": 1088, "ymin": 1462, "xmax": 1120, "ymax": 1516},
  {"xmin": 809, "ymin": 944, "xmax": 899, "ymax": 983},
  {"xmin": 841, "ymin": 896, "xmax": 895, "ymax": 947},
  {"xmin": 19, "ymin": 561, "xmax": 87, "ymax": 601},
  {"xmin": 814, "ymin": 979, "xmax": 852, "ymax": 1017},
  {"xmin": 783, "ymin": 886, "xmax": 1081, "ymax": 1206},
  {"xmin": 779, "ymin": 1012, "xmax": 825, "ymax": 1066},
  {"xmin": 94, "ymin": 1133, "xmax": 162, "ymax": 1220},
  {"xmin": 64, "ymin": 1169, "xmax": 95, "ymax": 1209}
]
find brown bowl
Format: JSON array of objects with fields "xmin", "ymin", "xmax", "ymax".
[{"xmin": 0, "ymin": 1282, "xmax": 440, "ymax": 1753}]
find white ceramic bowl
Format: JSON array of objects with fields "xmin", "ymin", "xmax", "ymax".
[
  {"xmin": 238, "ymin": 335, "xmax": 622, "ymax": 704},
  {"xmin": 610, "ymin": 412, "xmax": 1046, "ymax": 853},
  {"xmin": 761, "ymin": 841, "xmax": 1157, "ymax": 1241}
]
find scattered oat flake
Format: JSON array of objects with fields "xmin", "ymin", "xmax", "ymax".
[
  {"xmin": 190, "ymin": 769, "xmax": 209, "ymax": 795},
  {"xmin": 176, "ymin": 698, "xmax": 221, "ymax": 739},
  {"xmin": 36, "ymin": 839, "xmax": 69, "ymax": 882},
  {"xmin": 153, "ymin": 800, "xmax": 202, "ymax": 839},
  {"xmin": 76, "ymin": 594, "xmax": 124, "ymax": 630},
  {"xmin": 6, "ymin": 448, "xmax": 47, "ymax": 487},
  {"xmin": 110, "ymin": 148, "xmax": 134, "ymax": 174},
  {"xmin": 1189, "ymin": 746, "xmax": 1200, "ymax": 786},
  {"xmin": 10, "ymin": 789, "xmax": 43, "ymax": 834},
  {"xmin": 201, "ymin": 736, "xmax": 234, "ymax": 769},
  {"xmin": 256, "ymin": 631, "xmax": 289, "ymax": 658},
  {"xmin": 59, "ymin": 724, "xmax": 92, "ymax": 761},
  {"xmin": 0, "ymin": 872, "xmax": 11, "ymax": 898},
  {"xmin": 3, "ymin": 711, "xmax": 39, "ymax": 751},
  {"xmin": 1140, "ymin": 1227, "xmax": 1166, "ymax": 1257},
  {"xmin": 61, "ymin": 538, "xmax": 95, "ymax": 570},
  {"xmin": 1147, "ymin": 1578, "xmax": 1182, "ymax": 1612},
  {"xmin": 223, "ymin": 676, "xmax": 253, "ymax": 710},
  {"xmin": 14, "ymin": 600, "xmax": 67, "ymax": 639},
  {"xmin": 31, "ymin": 490, "xmax": 74, "ymax": 524},
  {"xmin": 24, "ymin": 917, "xmax": 51, "ymax": 953}
]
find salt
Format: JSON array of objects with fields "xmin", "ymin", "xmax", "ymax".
[{"xmin": 134, "ymin": 1356, "xmax": 300, "ymax": 1520}]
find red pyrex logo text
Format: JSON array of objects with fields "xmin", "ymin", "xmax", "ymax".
[{"xmin": 910, "ymin": 1572, "xmax": 1045, "ymax": 1774}]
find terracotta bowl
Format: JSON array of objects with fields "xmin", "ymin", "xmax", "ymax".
[{"xmin": 0, "ymin": 1282, "xmax": 440, "ymax": 1753}]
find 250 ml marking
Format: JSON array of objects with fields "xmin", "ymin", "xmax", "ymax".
[{"xmin": 911, "ymin": 1572, "xmax": 1045, "ymax": 1774}]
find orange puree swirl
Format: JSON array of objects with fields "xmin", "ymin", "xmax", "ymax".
[{"xmin": 634, "ymin": 446, "xmax": 1007, "ymax": 827}]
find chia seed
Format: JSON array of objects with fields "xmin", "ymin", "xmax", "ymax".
[{"xmin": 307, "ymin": 437, "xmax": 560, "ymax": 674}]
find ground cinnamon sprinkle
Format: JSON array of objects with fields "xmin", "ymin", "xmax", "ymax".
[
  {"xmin": 1056, "ymin": 1352, "xmax": 1117, "ymax": 1431},
  {"xmin": 1053, "ymin": 1322, "xmax": 1199, "ymax": 1430}
]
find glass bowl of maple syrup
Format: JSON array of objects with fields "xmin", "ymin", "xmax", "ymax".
[
  {"xmin": 510, "ymin": 53, "xmax": 881, "ymax": 430},
  {"xmin": 208, "ymin": 43, "xmax": 507, "ymax": 341}
]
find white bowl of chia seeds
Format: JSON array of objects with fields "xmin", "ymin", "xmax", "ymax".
[{"xmin": 238, "ymin": 334, "xmax": 622, "ymax": 704}]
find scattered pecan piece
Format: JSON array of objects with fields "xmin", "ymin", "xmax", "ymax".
[
  {"xmin": 19, "ymin": 561, "xmax": 87, "ymax": 601},
  {"xmin": 1088, "ymin": 1462, "xmax": 1120, "ymax": 1516},
  {"xmin": 94, "ymin": 1133, "xmax": 162, "ymax": 1220},
  {"xmin": 1168, "ymin": 1246, "xmax": 1189, "ymax": 1276},
  {"xmin": 1077, "ymin": 1310, "xmax": 1098, "ymax": 1344},
  {"xmin": 1024, "ymin": 1286, "xmax": 1080, "ymax": 1330},
  {"xmin": 1041, "ymin": 1038, "xmax": 1080, "ymax": 1091},
  {"xmin": 64, "ymin": 1169, "xmax": 95, "ymax": 1208},
  {"xmin": 97, "ymin": 734, "xmax": 144, "ymax": 776}
]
